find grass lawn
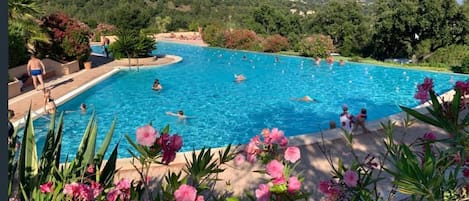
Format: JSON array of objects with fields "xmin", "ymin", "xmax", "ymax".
[{"xmin": 278, "ymin": 51, "xmax": 453, "ymax": 73}]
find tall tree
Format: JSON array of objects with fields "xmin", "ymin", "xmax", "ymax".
[
  {"xmin": 371, "ymin": 0, "xmax": 466, "ymax": 61},
  {"xmin": 309, "ymin": 0, "xmax": 371, "ymax": 56},
  {"xmin": 8, "ymin": 0, "xmax": 49, "ymax": 66}
]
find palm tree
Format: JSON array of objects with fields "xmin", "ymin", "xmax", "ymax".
[{"xmin": 8, "ymin": 0, "xmax": 49, "ymax": 54}]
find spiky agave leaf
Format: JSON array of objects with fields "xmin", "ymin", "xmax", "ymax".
[
  {"xmin": 18, "ymin": 106, "xmax": 38, "ymax": 199},
  {"xmin": 94, "ymin": 117, "xmax": 117, "ymax": 168},
  {"xmin": 74, "ymin": 112, "xmax": 96, "ymax": 171}
]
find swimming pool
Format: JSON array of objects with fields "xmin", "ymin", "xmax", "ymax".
[{"xmin": 31, "ymin": 42, "xmax": 469, "ymax": 160}]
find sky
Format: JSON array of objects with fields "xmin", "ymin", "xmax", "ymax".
[{"xmin": 457, "ymin": 0, "xmax": 464, "ymax": 5}]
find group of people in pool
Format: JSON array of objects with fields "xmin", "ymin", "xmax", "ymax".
[
  {"xmin": 42, "ymin": 88, "xmax": 87, "ymax": 115},
  {"xmin": 332, "ymin": 105, "xmax": 370, "ymax": 134}
]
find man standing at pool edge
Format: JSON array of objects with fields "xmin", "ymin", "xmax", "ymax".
[{"xmin": 27, "ymin": 54, "xmax": 46, "ymax": 90}]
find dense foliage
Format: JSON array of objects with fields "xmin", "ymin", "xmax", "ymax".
[
  {"xmin": 35, "ymin": 12, "xmax": 91, "ymax": 62},
  {"xmin": 108, "ymin": 30, "xmax": 156, "ymax": 63},
  {"xmin": 298, "ymin": 34, "xmax": 336, "ymax": 58}
]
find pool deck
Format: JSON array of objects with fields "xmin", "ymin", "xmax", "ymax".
[{"xmin": 8, "ymin": 41, "xmax": 455, "ymax": 200}]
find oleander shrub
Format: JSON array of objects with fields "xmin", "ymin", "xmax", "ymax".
[
  {"xmin": 35, "ymin": 12, "xmax": 91, "ymax": 62},
  {"xmin": 224, "ymin": 29, "xmax": 263, "ymax": 51},
  {"xmin": 262, "ymin": 34, "xmax": 289, "ymax": 53},
  {"xmin": 298, "ymin": 34, "xmax": 336, "ymax": 58}
]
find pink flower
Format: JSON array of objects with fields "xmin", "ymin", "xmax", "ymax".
[
  {"xmin": 170, "ymin": 134, "xmax": 183, "ymax": 151},
  {"xmin": 136, "ymin": 125, "xmax": 158, "ymax": 146},
  {"xmin": 266, "ymin": 160, "xmax": 284, "ymax": 178},
  {"xmin": 116, "ymin": 178, "xmax": 131, "ymax": 190},
  {"xmin": 288, "ymin": 176, "xmax": 301, "ymax": 193},
  {"xmin": 344, "ymin": 170, "xmax": 359, "ymax": 187},
  {"xmin": 284, "ymin": 146, "xmax": 301, "ymax": 163},
  {"xmin": 63, "ymin": 182, "xmax": 81, "ymax": 197},
  {"xmin": 423, "ymin": 132, "xmax": 436, "ymax": 141},
  {"xmin": 196, "ymin": 195, "xmax": 204, "ymax": 201},
  {"xmin": 319, "ymin": 180, "xmax": 339, "ymax": 197},
  {"xmin": 40, "ymin": 181, "xmax": 53, "ymax": 193},
  {"xmin": 255, "ymin": 184, "xmax": 271, "ymax": 201},
  {"xmin": 234, "ymin": 154, "xmax": 245, "ymax": 166},
  {"xmin": 279, "ymin": 136, "xmax": 289, "ymax": 148},
  {"xmin": 270, "ymin": 128, "xmax": 285, "ymax": 144},
  {"xmin": 106, "ymin": 189, "xmax": 120, "ymax": 201},
  {"xmin": 272, "ymin": 176, "xmax": 286, "ymax": 185},
  {"xmin": 247, "ymin": 153, "xmax": 257, "ymax": 163},
  {"xmin": 162, "ymin": 150, "xmax": 176, "ymax": 164},
  {"xmin": 87, "ymin": 164, "xmax": 95, "ymax": 173},
  {"xmin": 414, "ymin": 90, "xmax": 429, "ymax": 103},
  {"xmin": 174, "ymin": 184, "xmax": 197, "ymax": 201},
  {"xmin": 90, "ymin": 182, "xmax": 103, "ymax": 199}
]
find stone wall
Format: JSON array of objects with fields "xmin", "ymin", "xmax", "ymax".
[{"xmin": 9, "ymin": 59, "xmax": 79, "ymax": 79}]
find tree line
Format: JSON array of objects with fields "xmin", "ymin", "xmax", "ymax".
[{"xmin": 9, "ymin": 0, "xmax": 469, "ymax": 70}]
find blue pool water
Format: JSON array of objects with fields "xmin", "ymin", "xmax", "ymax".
[{"xmin": 30, "ymin": 42, "xmax": 469, "ymax": 160}]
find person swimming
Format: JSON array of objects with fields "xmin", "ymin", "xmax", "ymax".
[
  {"xmin": 292, "ymin": 96, "xmax": 316, "ymax": 102},
  {"xmin": 152, "ymin": 79, "xmax": 163, "ymax": 91},
  {"xmin": 234, "ymin": 74, "xmax": 246, "ymax": 82},
  {"xmin": 80, "ymin": 103, "xmax": 87, "ymax": 112},
  {"xmin": 166, "ymin": 110, "xmax": 194, "ymax": 120}
]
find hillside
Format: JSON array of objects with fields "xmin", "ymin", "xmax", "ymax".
[{"xmin": 37, "ymin": 0, "xmax": 341, "ymax": 30}]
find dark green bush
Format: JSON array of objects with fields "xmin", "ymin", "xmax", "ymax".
[
  {"xmin": 453, "ymin": 56, "xmax": 469, "ymax": 74},
  {"xmin": 350, "ymin": 56, "xmax": 362, "ymax": 62},
  {"xmin": 424, "ymin": 45, "xmax": 469, "ymax": 67},
  {"xmin": 109, "ymin": 30, "xmax": 155, "ymax": 60},
  {"xmin": 202, "ymin": 24, "xmax": 225, "ymax": 47},
  {"xmin": 8, "ymin": 30, "xmax": 29, "ymax": 68}
]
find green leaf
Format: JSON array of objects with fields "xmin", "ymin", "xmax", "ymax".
[
  {"xmin": 400, "ymin": 106, "xmax": 441, "ymax": 127},
  {"xmin": 82, "ymin": 119, "xmax": 98, "ymax": 170},
  {"xmin": 18, "ymin": 106, "xmax": 38, "ymax": 198},
  {"xmin": 100, "ymin": 143, "xmax": 119, "ymax": 187},
  {"xmin": 75, "ymin": 112, "xmax": 96, "ymax": 169},
  {"xmin": 95, "ymin": 117, "xmax": 117, "ymax": 168},
  {"xmin": 125, "ymin": 134, "xmax": 149, "ymax": 158}
]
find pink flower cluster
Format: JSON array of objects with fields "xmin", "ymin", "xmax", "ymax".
[
  {"xmin": 63, "ymin": 181, "xmax": 103, "ymax": 201},
  {"xmin": 319, "ymin": 180, "xmax": 341, "ymax": 200},
  {"xmin": 319, "ymin": 170, "xmax": 359, "ymax": 200},
  {"xmin": 106, "ymin": 178, "xmax": 131, "ymax": 201},
  {"xmin": 414, "ymin": 77, "xmax": 434, "ymax": 103},
  {"xmin": 455, "ymin": 80, "xmax": 469, "ymax": 95},
  {"xmin": 135, "ymin": 125, "xmax": 183, "ymax": 164},
  {"xmin": 40, "ymin": 181, "xmax": 53, "ymax": 193},
  {"xmin": 157, "ymin": 133, "xmax": 183, "ymax": 164},
  {"xmin": 242, "ymin": 128, "xmax": 289, "ymax": 163},
  {"xmin": 174, "ymin": 184, "xmax": 204, "ymax": 201}
]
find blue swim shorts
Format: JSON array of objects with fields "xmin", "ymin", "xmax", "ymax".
[{"xmin": 31, "ymin": 69, "xmax": 42, "ymax": 76}]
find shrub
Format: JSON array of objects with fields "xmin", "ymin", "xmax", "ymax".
[
  {"xmin": 298, "ymin": 34, "xmax": 336, "ymax": 58},
  {"xmin": 109, "ymin": 30, "xmax": 156, "ymax": 65},
  {"xmin": 8, "ymin": 29, "xmax": 29, "ymax": 68},
  {"xmin": 201, "ymin": 24, "xmax": 225, "ymax": 47},
  {"xmin": 262, "ymin": 34, "xmax": 289, "ymax": 53},
  {"xmin": 453, "ymin": 55, "xmax": 469, "ymax": 74},
  {"xmin": 424, "ymin": 45, "xmax": 469, "ymax": 67},
  {"xmin": 36, "ymin": 12, "xmax": 91, "ymax": 62},
  {"xmin": 224, "ymin": 29, "xmax": 263, "ymax": 51},
  {"xmin": 92, "ymin": 23, "xmax": 116, "ymax": 42}
]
